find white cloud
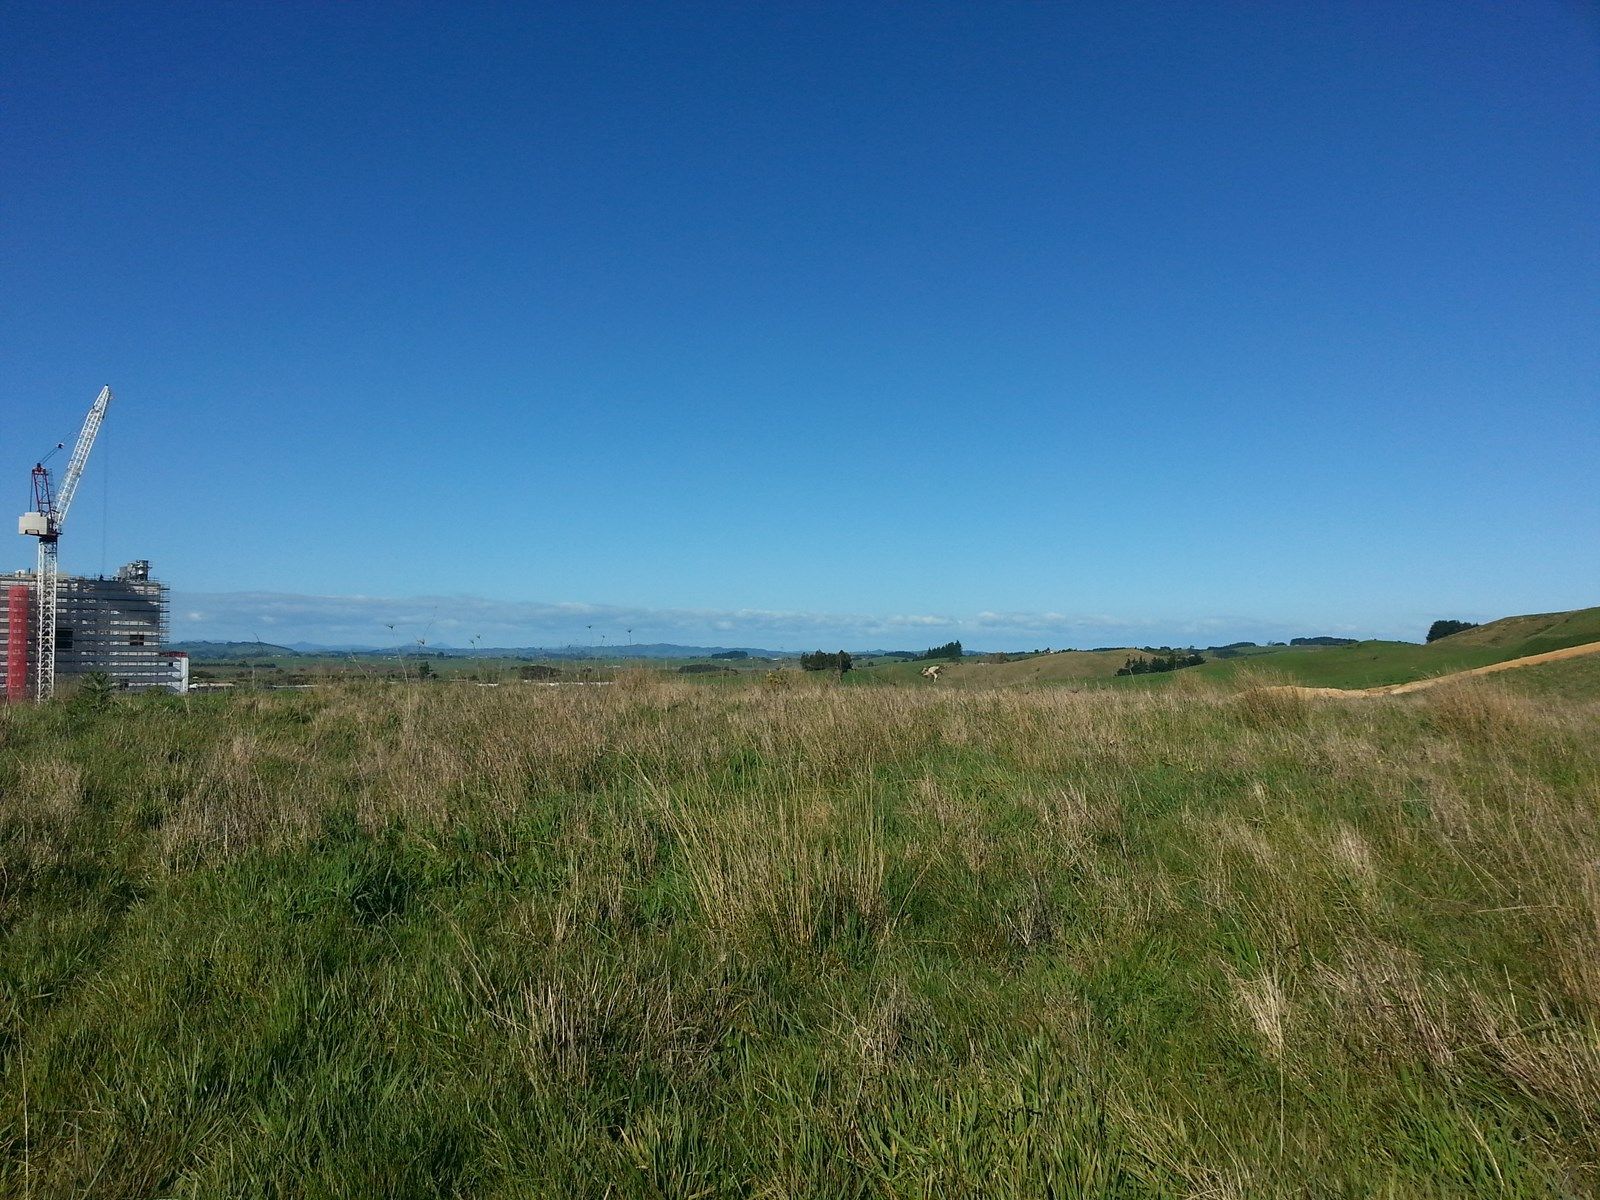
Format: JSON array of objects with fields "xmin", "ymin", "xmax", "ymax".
[{"xmin": 170, "ymin": 589, "xmax": 1362, "ymax": 651}]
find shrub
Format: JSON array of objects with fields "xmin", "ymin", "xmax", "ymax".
[{"xmin": 71, "ymin": 670, "xmax": 117, "ymax": 713}]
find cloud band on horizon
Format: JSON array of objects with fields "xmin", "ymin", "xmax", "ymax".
[{"xmin": 171, "ymin": 589, "xmax": 1382, "ymax": 651}]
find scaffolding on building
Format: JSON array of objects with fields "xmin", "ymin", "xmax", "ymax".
[{"xmin": 0, "ymin": 561, "xmax": 181, "ymax": 695}]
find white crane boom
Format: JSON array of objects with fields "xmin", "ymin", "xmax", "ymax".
[{"xmin": 52, "ymin": 385, "xmax": 111, "ymax": 530}]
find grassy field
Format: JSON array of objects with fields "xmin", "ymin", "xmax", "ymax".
[
  {"xmin": 850, "ymin": 649, "xmax": 1144, "ymax": 688},
  {"xmin": 3, "ymin": 677, "xmax": 1600, "ymax": 1196}
]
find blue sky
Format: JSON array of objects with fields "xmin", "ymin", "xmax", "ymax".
[{"xmin": 3, "ymin": 2, "xmax": 1596, "ymax": 649}]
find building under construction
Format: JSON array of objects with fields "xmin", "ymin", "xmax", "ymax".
[{"xmin": 1, "ymin": 560, "xmax": 185, "ymax": 698}]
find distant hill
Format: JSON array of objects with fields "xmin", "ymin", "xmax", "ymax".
[
  {"xmin": 171, "ymin": 640, "xmax": 803, "ymax": 661},
  {"xmin": 1424, "ymin": 607, "xmax": 1600, "ymax": 654},
  {"xmin": 838, "ymin": 606, "xmax": 1600, "ymax": 693},
  {"xmin": 388, "ymin": 643, "xmax": 802, "ymax": 660},
  {"xmin": 173, "ymin": 641, "xmax": 304, "ymax": 661},
  {"xmin": 1119, "ymin": 606, "xmax": 1600, "ymax": 692}
]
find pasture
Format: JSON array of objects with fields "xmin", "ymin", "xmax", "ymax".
[{"xmin": 2, "ymin": 675, "xmax": 1598, "ymax": 1196}]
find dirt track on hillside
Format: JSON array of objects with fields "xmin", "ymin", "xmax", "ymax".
[{"xmin": 1271, "ymin": 640, "xmax": 1600, "ymax": 699}]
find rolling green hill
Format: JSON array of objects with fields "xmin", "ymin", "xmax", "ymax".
[
  {"xmin": 846, "ymin": 607, "xmax": 1600, "ymax": 694},
  {"xmin": 1430, "ymin": 607, "xmax": 1600, "ymax": 654},
  {"xmin": 1119, "ymin": 606, "xmax": 1600, "ymax": 692}
]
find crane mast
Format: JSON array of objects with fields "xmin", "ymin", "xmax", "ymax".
[{"xmin": 17, "ymin": 386, "xmax": 112, "ymax": 701}]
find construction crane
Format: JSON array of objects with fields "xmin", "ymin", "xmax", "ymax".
[{"xmin": 18, "ymin": 386, "xmax": 113, "ymax": 700}]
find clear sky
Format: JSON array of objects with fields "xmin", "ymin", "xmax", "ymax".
[{"xmin": 3, "ymin": 2, "xmax": 1596, "ymax": 650}]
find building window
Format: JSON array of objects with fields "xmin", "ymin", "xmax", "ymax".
[
  {"xmin": 130, "ymin": 633, "xmax": 145, "ymax": 646},
  {"xmin": 56, "ymin": 628, "xmax": 73, "ymax": 650}
]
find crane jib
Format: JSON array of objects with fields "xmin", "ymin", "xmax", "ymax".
[
  {"xmin": 52, "ymin": 385, "xmax": 112, "ymax": 527},
  {"xmin": 15, "ymin": 385, "xmax": 114, "ymax": 702}
]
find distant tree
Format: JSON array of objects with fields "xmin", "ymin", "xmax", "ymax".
[
  {"xmin": 416, "ymin": 661, "xmax": 434, "ymax": 680},
  {"xmin": 1116, "ymin": 650, "xmax": 1205, "ymax": 677},
  {"xmin": 1426, "ymin": 619, "xmax": 1478, "ymax": 643},
  {"xmin": 1209, "ymin": 642, "xmax": 1258, "ymax": 659},
  {"xmin": 710, "ymin": 650, "xmax": 749, "ymax": 660},
  {"xmin": 917, "ymin": 641, "xmax": 963, "ymax": 661},
  {"xmin": 801, "ymin": 651, "xmax": 853, "ymax": 673}
]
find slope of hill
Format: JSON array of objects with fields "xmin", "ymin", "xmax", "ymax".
[
  {"xmin": 1430, "ymin": 607, "xmax": 1600, "ymax": 653},
  {"xmin": 1119, "ymin": 606, "xmax": 1600, "ymax": 692},
  {"xmin": 1471, "ymin": 648, "xmax": 1600, "ymax": 704}
]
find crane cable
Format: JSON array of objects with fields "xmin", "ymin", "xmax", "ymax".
[{"xmin": 100, "ymin": 431, "xmax": 109, "ymax": 577}]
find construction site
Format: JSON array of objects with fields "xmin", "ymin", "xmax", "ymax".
[{"xmin": 2, "ymin": 386, "xmax": 186, "ymax": 701}]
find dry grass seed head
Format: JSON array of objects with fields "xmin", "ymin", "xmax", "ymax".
[
  {"xmin": 3, "ymin": 756, "xmax": 85, "ymax": 869},
  {"xmin": 1315, "ymin": 947, "xmax": 1458, "ymax": 1068},
  {"xmin": 659, "ymin": 781, "xmax": 890, "ymax": 951},
  {"xmin": 1230, "ymin": 970, "xmax": 1290, "ymax": 1060},
  {"xmin": 1327, "ymin": 821, "xmax": 1377, "ymax": 885},
  {"xmin": 14, "ymin": 756, "xmax": 84, "ymax": 828},
  {"xmin": 1420, "ymin": 681, "xmax": 1551, "ymax": 761},
  {"xmin": 1232, "ymin": 684, "xmax": 1311, "ymax": 731}
]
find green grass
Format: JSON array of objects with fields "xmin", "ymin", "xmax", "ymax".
[
  {"xmin": 1491, "ymin": 652, "xmax": 1600, "ymax": 704},
  {"xmin": 2, "ymin": 679, "xmax": 1599, "ymax": 1196}
]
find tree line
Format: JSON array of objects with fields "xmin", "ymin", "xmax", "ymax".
[
  {"xmin": 1115, "ymin": 650, "xmax": 1205, "ymax": 676},
  {"xmin": 800, "ymin": 651, "xmax": 853, "ymax": 673}
]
